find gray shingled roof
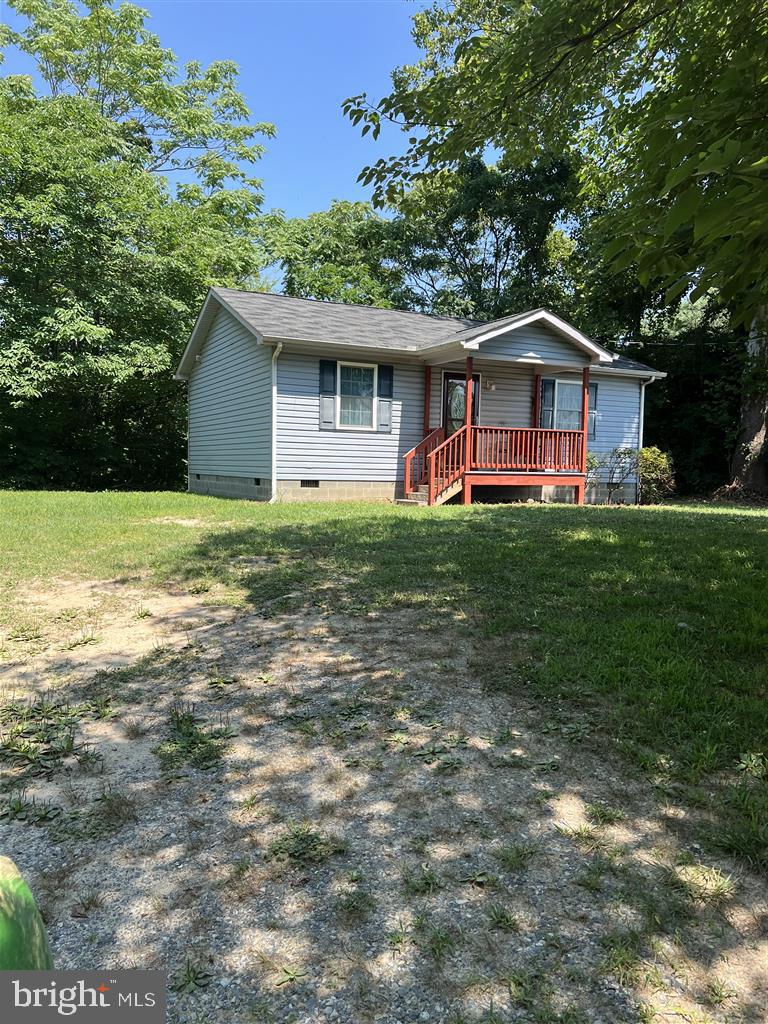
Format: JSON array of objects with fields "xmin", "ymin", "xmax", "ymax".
[
  {"xmin": 215, "ymin": 288, "xmax": 480, "ymax": 351},
  {"xmin": 176, "ymin": 288, "xmax": 661, "ymax": 378}
]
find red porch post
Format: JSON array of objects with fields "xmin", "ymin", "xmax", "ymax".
[
  {"xmin": 532, "ymin": 373, "xmax": 541, "ymax": 427},
  {"xmin": 464, "ymin": 356, "xmax": 474, "ymax": 427},
  {"xmin": 423, "ymin": 365, "xmax": 432, "ymax": 437},
  {"xmin": 463, "ymin": 355, "xmax": 474, "ymax": 504},
  {"xmin": 578, "ymin": 366, "xmax": 590, "ymax": 506}
]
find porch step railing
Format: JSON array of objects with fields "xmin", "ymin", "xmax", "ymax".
[
  {"xmin": 403, "ymin": 426, "xmax": 445, "ymax": 496},
  {"xmin": 428, "ymin": 425, "xmax": 469, "ymax": 503},
  {"xmin": 419, "ymin": 426, "xmax": 585, "ymax": 505}
]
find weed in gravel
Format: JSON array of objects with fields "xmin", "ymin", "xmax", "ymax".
[
  {"xmin": 574, "ymin": 857, "xmax": 610, "ymax": 893},
  {"xmin": 408, "ymin": 833, "xmax": 430, "ymax": 854},
  {"xmin": 71, "ymin": 888, "xmax": 105, "ymax": 918},
  {"xmin": 75, "ymin": 743, "xmax": 104, "ymax": 774},
  {"xmin": 708, "ymin": 780, "xmax": 768, "ymax": 871},
  {"xmin": 555, "ymin": 822, "xmax": 612, "ymax": 853},
  {"xmin": 504, "ymin": 967, "xmax": 547, "ymax": 1010},
  {"xmin": 413, "ymin": 914, "xmax": 457, "ymax": 963},
  {"xmin": 704, "ymin": 978, "xmax": 736, "ymax": 1007},
  {"xmin": 585, "ymin": 802, "xmax": 627, "ymax": 826},
  {"xmin": 154, "ymin": 703, "xmax": 231, "ymax": 771},
  {"xmin": 494, "ymin": 841, "xmax": 538, "ymax": 872},
  {"xmin": 171, "ymin": 958, "xmax": 213, "ymax": 994},
  {"xmin": 0, "ymin": 694, "xmax": 101, "ymax": 779},
  {"xmin": 486, "ymin": 903, "xmax": 520, "ymax": 933},
  {"xmin": 403, "ymin": 862, "xmax": 443, "ymax": 896},
  {"xmin": 207, "ymin": 675, "xmax": 238, "ymax": 699},
  {"xmin": 386, "ymin": 922, "xmax": 409, "ymax": 955},
  {"xmin": 122, "ymin": 716, "xmax": 148, "ymax": 739},
  {"xmin": 600, "ymin": 930, "xmax": 644, "ymax": 986},
  {"xmin": 661, "ymin": 862, "xmax": 736, "ymax": 906},
  {"xmin": 336, "ymin": 881, "xmax": 376, "ymax": 921},
  {"xmin": 266, "ymin": 822, "xmax": 344, "ymax": 865},
  {"xmin": 275, "ymin": 965, "xmax": 308, "ymax": 986},
  {"xmin": 0, "ymin": 790, "xmax": 61, "ymax": 824},
  {"xmin": 95, "ymin": 787, "xmax": 137, "ymax": 828},
  {"xmin": 65, "ymin": 628, "xmax": 100, "ymax": 650}
]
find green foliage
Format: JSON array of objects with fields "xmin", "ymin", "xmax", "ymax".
[
  {"xmin": 274, "ymin": 157, "xmax": 582, "ymax": 320},
  {"xmin": 266, "ymin": 822, "xmax": 344, "ymax": 865},
  {"xmin": 346, "ymin": 1, "xmax": 768, "ymax": 326},
  {"xmin": 636, "ymin": 303, "xmax": 746, "ymax": 494},
  {"xmin": 268, "ymin": 200, "xmax": 403, "ymax": 308},
  {"xmin": 638, "ymin": 448, "xmax": 675, "ymax": 505},
  {"xmin": 154, "ymin": 703, "xmax": 230, "ymax": 771},
  {"xmin": 0, "ymin": 0, "xmax": 275, "ymax": 489}
]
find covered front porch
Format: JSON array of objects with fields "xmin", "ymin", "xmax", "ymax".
[{"xmin": 403, "ymin": 355, "xmax": 592, "ymax": 506}]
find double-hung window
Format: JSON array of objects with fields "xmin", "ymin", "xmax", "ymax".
[
  {"xmin": 338, "ymin": 362, "xmax": 377, "ymax": 430},
  {"xmin": 540, "ymin": 380, "xmax": 598, "ymax": 439}
]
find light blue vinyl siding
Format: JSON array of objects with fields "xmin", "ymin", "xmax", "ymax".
[
  {"xmin": 276, "ymin": 351, "xmax": 423, "ymax": 481},
  {"xmin": 429, "ymin": 363, "xmax": 533, "ymax": 430},
  {"xmin": 548, "ymin": 371, "xmax": 641, "ymax": 484},
  {"xmin": 476, "ymin": 325, "xmax": 589, "ymax": 365},
  {"xmin": 188, "ymin": 307, "xmax": 272, "ymax": 478}
]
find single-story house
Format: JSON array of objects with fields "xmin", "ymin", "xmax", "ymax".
[{"xmin": 175, "ymin": 288, "xmax": 664, "ymax": 505}]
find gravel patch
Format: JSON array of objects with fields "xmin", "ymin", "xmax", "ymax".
[{"xmin": 1, "ymin": 579, "xmax": 765, "ymax": 1024}]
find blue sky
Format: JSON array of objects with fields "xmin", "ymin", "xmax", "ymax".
[{"xmin": 0, "ymin": 0, "xmax": 428, "ymax": 217}]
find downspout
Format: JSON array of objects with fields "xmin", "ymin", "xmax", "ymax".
[
  {"xmin": 269, "ymin": 342, "xmax": 283, "ymax": 503},
  {"xmin": 639, "ymin": 375, "xmax": 657, "ymax": 448},
  {"xmin": 638, "ymin": 375, "xmax": 657, "ymax": 504}
]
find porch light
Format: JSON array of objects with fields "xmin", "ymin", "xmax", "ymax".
[{"xmin": 483, "ymin": 379, "xmax": 496, "ymax": 391}]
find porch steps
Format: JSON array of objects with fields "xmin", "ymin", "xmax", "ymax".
[{"xmin": 396, "ymin": 479, "xmax": 463, "ymax": 507}]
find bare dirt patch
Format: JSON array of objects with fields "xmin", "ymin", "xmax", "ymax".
[{"xmin": 1, "ymin": 578, "xmax": 765, "ymax": 1024}]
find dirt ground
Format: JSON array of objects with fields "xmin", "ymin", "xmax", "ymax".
[{"xmin": 1, "ymin": 577, "xmax": 766, "ymax": 1024}]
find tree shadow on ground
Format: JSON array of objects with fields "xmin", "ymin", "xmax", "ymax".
[{"xmin": 4, "ymin": 503, "xmax": 767, "ymax": 1023}]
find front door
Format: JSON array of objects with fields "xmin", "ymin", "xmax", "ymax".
[{"xmin": 442, "ymin": 372, "xmax": 480, "ymax": 435}]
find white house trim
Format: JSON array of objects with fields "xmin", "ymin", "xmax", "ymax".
[
  {"xmin": 335, "ymin": 361, "xmax": 379, "ymax": 431},
  {"xmin": 461, "ymin": 311, "xmax": 615, "ymax": 363}
]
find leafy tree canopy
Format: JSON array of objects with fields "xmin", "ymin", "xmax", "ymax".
[
  {"xmin": 0, "ymin": 0, "xmax": 275, "ymax": 488},
  {"xmin": 345, "ymin": 0, "xmax": 768, "ymax": 326},
  {"xmin": 274, "ymin": 157, "xmax": 584, "ymax": 322}
]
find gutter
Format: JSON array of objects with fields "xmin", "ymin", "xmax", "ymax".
[{"xmin": 269, "ymin": 342, "xmax": 283, "ymax": 503}]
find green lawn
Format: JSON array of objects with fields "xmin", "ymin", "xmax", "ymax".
[{"xmin": 2, "ymin": 490, "xmax": 767, "ymax": 869}]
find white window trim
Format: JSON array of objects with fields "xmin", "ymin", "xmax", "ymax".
[
  {"xmin": 541, "ymin": 378, "xmax": 598, "ymax": 438},
  {"xmin": 336, "ymin": 361, "xmax": 378, "ymax": 431}
]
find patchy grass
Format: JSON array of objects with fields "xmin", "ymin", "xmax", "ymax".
[
  {"xmin": 2, "ymin": 492, "xmax": 767, "ymax": 869},
  {"xmin": 2, "ymin": 492, "xmax": 767, "ymax": 1024}
]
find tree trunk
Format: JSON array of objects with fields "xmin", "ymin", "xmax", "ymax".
[{"xmin": 730, "ymin": 307, "xmax": 768, "ymax": 494}]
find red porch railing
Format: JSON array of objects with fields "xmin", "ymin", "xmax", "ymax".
[
  {"xmin": 418, "ymin": 426, "xmax": 585, "ymax": 505},
  {"xmin": 472, "ymin": 427, "xmax": 583, "ymax": 474},
  {"xmin": 403, "ymin": 426, "xmax": 445, "ymax": 496}
]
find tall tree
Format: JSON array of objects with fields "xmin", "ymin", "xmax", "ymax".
[
  {"xmin": 0, "ymin": 0, "xmax": 275, "ymax": 489},
  {"xmin": 346, "ymin": 0, "xmax": 768, "ymax": 490},
  {"xmin": 269, "ymin": 201, "xmax": 405, "ymax": 308},
  {"xmin": 274, "ymin": 157, "xmax": 582, "ymax": 322}
]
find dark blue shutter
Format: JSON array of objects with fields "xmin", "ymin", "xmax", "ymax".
[
  {"xmin": 319, "ymin": 360, "xmax": 337, "ymax": 430},
  {"xmin": 377, "ymin": 364, "xmax": 393, "ymax": 433},
  {"xmin": 588, "ymin": 383, "xmax": 598, "ymax": 439},
  {"xmin": 377, "ymin": 364, "xmax": 393, "ymax": 398}
]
